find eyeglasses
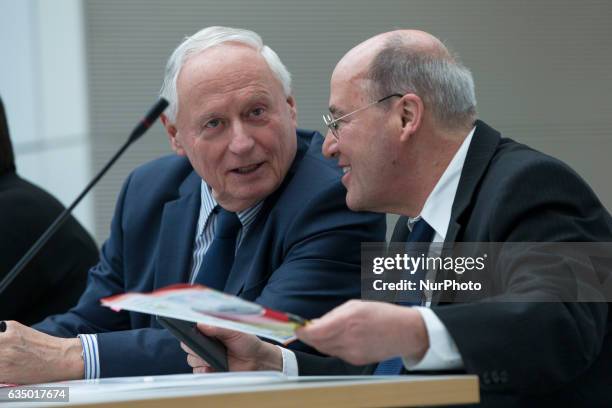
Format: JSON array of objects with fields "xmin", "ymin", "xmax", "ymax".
[{"xmin": 322, "ymin": 93, "xmax": 403, "ymax": 140}]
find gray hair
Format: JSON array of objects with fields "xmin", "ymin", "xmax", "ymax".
[
  {"xmin": 367, "ymin": 35, "xmax": 477, "ymax": 129},
  {"xmin": 160, "ymin": 26, "xmax": 292, "ymax": 122}
]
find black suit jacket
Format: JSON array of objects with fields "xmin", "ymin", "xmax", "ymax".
[
  {"xmin": 295, "ymin": 121, "xmax": 612, "ymax": 407},
  {"xmin": 0, "ymin": 172, "xmax": 99, "ymax": 325}
]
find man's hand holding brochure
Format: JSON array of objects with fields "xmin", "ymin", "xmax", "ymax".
[{"xmin": 101, "ymin": 284, "xmax": 307, "ymax": 344}]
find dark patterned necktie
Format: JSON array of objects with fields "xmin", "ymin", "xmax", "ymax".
[
  {"xmin": 374, "ymin": 218, "xmax": 435, "ymax": 375},
  {"xmin": 193, "ymin": 208, "xmax": 241, "ymax": 291}
]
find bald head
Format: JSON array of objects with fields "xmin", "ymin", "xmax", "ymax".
[
  {"xmin": 337, "ymin": 30, "xmax": 451, "ymax": 80},
  {"xmin": 333, "ymin": 29, "xmax": 477, "ymax": 130}
]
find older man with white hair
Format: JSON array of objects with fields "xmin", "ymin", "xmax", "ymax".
[{"xmin": 0, "ymin": 26, "xmax": 385, "ymax": 384}]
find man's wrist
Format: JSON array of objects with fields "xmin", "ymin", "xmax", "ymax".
[
  {"xmin": 59, "ymin": 338, "xmax": 85, "ymax": 380},
  {"xmin": 256, "ymin": 341, "xmax": 283, "ymax": 372},
  {"xmin": 397, "ymin": 307, "xmax": 429, "ymax": 362}
]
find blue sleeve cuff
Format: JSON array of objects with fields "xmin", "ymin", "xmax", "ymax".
[{"xmin": 78, "ymin": 334, "xmax": 101, "ymax": 379}]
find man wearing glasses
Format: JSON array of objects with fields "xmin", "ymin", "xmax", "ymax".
[{"xmin": 185, "ymin": 29, "xmax": 612, "ymax": 406}]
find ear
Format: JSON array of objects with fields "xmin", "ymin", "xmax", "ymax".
[
  {"xmin": 398, "ymin": 94, "xmax": 424, "ymax": 142},
  {"xmin": 286, "ymin": 95, "xmax": 297, "ymax": 127},
  {"xmin": 160, "ymin": 113, "xmax": 185, "ymax": 156}
]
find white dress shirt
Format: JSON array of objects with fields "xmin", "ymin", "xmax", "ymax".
[{"xmin": 282, "ymin": 126, "xmax": 476, "ymax": 375}]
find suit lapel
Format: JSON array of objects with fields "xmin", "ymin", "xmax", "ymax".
[
  {"xmin": 433, "ymin": 120, "xmax": 501, "ymax": 304},
  {"xmin": 446, "ymin": 120, "xmax": 501, "ymax": 243},
  {"xmin": 154, "ymin": 172, "xmax": 201, "ymax": 289}
]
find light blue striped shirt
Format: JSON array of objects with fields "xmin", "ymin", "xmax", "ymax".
[{"xmin": 79, "ymin": 180, "xmax": 264, "ymax": 379}]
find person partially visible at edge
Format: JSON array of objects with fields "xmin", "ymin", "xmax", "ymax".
[{"xmin": 0, "ymin": 95, "xmax": 98, "ymax": 325}]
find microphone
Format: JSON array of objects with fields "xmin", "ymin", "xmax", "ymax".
[{"xmin": 0, "ymin": 98, "xmax": 169, "ymax": 296}]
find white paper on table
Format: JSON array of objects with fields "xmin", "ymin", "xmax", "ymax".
[{"xmin": 36, "ymin": 372, "xmax": 288, "ymax": 396}]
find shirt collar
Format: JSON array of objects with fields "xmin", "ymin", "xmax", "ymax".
[
  {"xmin": 197, "ymin": 180, "xmax": 264, "ymax": 237},
  {"xmin": 408, "ymin": 126, "xmax": 476, "ymax": 239}
]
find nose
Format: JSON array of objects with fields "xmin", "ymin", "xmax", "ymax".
[
  {"xmin": 228, "ymin": 121, "xmax": 255, "ymax": 155},
  {"xmin": 322, "ymin": 130, "xmax": 339, "ymax": 158}
]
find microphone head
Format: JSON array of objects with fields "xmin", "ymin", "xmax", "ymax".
[
  {"xmin": 129, "ymin": 98, "xmax": 169, "ymax": 142},
  {"xmin": 144, "ymin": 98, "xmax": 170, "ymax": 124}
]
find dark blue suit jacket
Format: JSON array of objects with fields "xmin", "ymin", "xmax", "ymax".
[{"xmin": 35, "ymin": 129, "xmax": 386, "ymax": 377}]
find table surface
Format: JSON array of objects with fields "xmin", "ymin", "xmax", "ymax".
[{"xmin": 2, "ymin": 373, "xmax": 479, "ymax": 408}]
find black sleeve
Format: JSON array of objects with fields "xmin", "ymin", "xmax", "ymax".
[{"xmin": 294, "ymin": 350, "xmax": 373, "ymax": 376}]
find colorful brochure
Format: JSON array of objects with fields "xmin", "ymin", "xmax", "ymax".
[{"xmin": 101, "ymin": 284, "xmax": 307, "ymax": 344}]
